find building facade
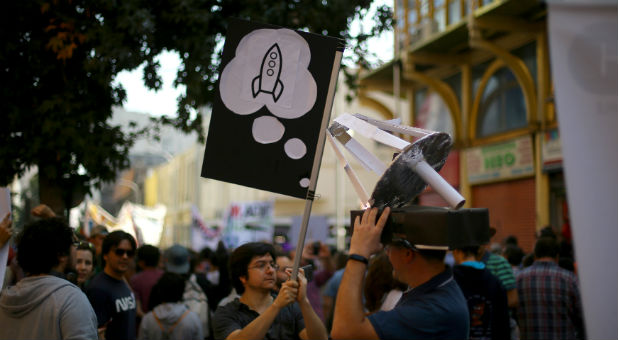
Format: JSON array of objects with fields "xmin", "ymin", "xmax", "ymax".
[{"xmin": 361, "ymin": 0, "xmax": 565, "ymax": 252}]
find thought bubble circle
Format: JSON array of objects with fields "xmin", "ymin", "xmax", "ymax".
[
  {"xmin": 284, "ymin": 138, "xmax": 306, "ymax": 159},
  {"xmin": 299, "ymin": 178, "xmax": 310, "ymax": 188},
  {"xmin": 252, "ymin": 116, "xmax": 284, "ymax": 144}
]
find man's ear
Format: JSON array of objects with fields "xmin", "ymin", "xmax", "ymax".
[
  {"xmin": 403, "ymin": 249, "xmax": 415, "ymax": 263},
  {"xmin": 239, "ymin": 275, "xmax": 248, "ymax": 286},
  {"xmin": 451, "ymin": 250, "xmax": 461, "ymax": 263},
  {"xmin": 57, "ymin": 254, "xmax": 68, "ymax": 271}
]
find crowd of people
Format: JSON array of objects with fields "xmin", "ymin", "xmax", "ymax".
[{"xmin": 0, "ymin": 205, "xmax": 585, "ymax": 340}]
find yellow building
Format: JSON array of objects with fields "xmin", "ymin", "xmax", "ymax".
[{"xmin": 360, "ymin": 0, "xmax": 565, "ymax": 252}]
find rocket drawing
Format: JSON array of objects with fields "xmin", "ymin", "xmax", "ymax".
[{"xmin": 252, "ymin": 43, "xmax": 284, "ymax": 102}]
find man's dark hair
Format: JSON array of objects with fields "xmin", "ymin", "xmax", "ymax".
[
  {"xmin": 137, "ymin": 244, "xmax": 160, "ymax": 267},
  {"xmin": 534, "ymin": 237, "xmax": 559, "ymax": 259},
  {"xmin": 149, "ymin": 272, "xmax": 186, "ymax": 308},
  {"xmin": 417, "ymin": 249, "xmax": 447, "ymax": 262},
  {"xmin": 503, "ymin": 244, "xmax": 525, "ymax": 266},
  {"xmin": 455, "ymin": 246, "xmax": 480, "ymax": 257},
  {"xmin": 538, "ymin": 226, "xmax": 557, "ymax": 240},
  {"xmin": 77, "ymin": 241, "xmax": 96, "ymax": 259},
  {"xmin": 199, "ymin": 247, "xmax": 214, "ymax": 261},
  {"xmin": 17, "ymin": 218, "xmax": 73, "ymax": 275},
  {"xmin": 102, "ymin": 230, "xmax": 136, "ymax": 256},
  {"xmin": 504, "ymin": 235, "xmax": 518, "ymax": 246},
  {"xmin": 275, "ymin": 250, "xmax": 291, "ymax": 260},
  {"xmin": 522, "ymin": 253, "xmax": 535, "ymax": 268},
  {"xmin": 230, "ymin": 242, "xmax": 276, "ymax": 294}
]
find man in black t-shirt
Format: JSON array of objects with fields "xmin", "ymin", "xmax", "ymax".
[{"xmin": 87, "ymin": 231, "xmax": 137, "ymax": 340}]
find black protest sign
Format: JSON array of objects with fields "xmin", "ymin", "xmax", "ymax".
[{"xmin": 202, "ymin": 19, "xmax": 344, "ymax": 199}]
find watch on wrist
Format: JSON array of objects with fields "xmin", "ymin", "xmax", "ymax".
[{"xmin": 348, "ymin": 254, "xmax": 369, "ymax": 265}]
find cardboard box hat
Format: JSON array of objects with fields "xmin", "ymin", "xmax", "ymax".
[{"xmin": 351, "ymin": 205, "xmax": 491, "ymax": 250}]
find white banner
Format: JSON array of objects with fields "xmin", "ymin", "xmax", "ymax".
[
  {"xmin": 222, "ymin": 201, "xmax": 274, "ymax": 250},
  {"xmin": 115, "ymin": 202, "xmax": 166, "ymax": 246},
  {"xmin": 191, "ymin": 206, "xmax": 222, "ymax": 252},
  {"xmin": 548, "ymin": 2, "xmax": 618, "ymax": 339}
]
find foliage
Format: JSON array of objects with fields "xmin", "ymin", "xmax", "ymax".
[{"xmin": 0, "ymin": 0, "xmax": 392, "ymax": 212}]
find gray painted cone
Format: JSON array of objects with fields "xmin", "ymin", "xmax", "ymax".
[{"xmin": 370, "ymin": 132, "xmax": 453, "ymax": 209}]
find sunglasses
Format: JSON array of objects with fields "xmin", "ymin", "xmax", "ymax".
[{"xmin": 114, "ymin": 248, "xmax": 135, "ymax": 257}]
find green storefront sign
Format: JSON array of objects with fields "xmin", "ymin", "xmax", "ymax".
[{"xmin": 466, "ymin": 136, "xmax": 534, "ymax": 184}]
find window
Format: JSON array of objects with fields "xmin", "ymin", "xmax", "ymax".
[
  {"xmin": 448, "ymin": 0, "xmax": 461, "ymax": 25},
  {"xmin": 444, "ymin": 72, "xmax": 462, "ymax": 105},
  {"xmin": 414, "ymin": 88, "xmax": 428, "ymax": 118},
  {"xmin": 397, "ymin": 0, "xmax": 406, "ymax": 51},
  {"xmin": 408, "ymin": 0, "xmax": 419, "ymax": 35},
  {"xmin": 420, "ymin": 0, "xmax": 430, "ymax": 17},
  {"xmin": 477, "ymin": 67, "xmax": 527, "ymax": 137},
  {"xmin": 512, "ymin": 42, "xmax": 537, "ymax": 87},
  {"xmin": 397, "ymin": 0, "xmax": 406, "ymax": 29},
  {"xmin": 434, "ymin": 0, "xmax": 446, "ymax": 31},
  {"xmin": 414, "ymin": 88, "xmax": 454, "ymax": 135},
  {"xmin": 472, "ymin": 60, "xmax": 491, "ymax": 93}
]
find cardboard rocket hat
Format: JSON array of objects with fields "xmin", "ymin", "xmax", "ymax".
[
  {"xmin": 350, "ymin": 206, "xmax": 491, "ymax": 250},
  {"xmin": 329, "ymin": 113, "xmax": 490, "ymax": 249}
]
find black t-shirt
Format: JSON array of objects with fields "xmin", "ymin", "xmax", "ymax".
[
  {"xmin": 87, "ymin": 272, "xmax": 137, "ymax": 340},
  {"xmin": 213, "ymin": 297, "xmax": 305, "ymax": 340},
  {"xmin": 453, "ymin": 264, "xmax": 510, "ymax": 340}
]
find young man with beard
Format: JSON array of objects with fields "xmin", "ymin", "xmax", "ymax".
[
  {"xmin": 87, "ymin": 230, "xmax": 138, "ymax": 340},
  {"xmin": 0, "ymin": 217, "xmax": 98, "ymax": 339},
  {"xmin": 213, "ymin": 242, "xmax": 327, "ymax": 340}
]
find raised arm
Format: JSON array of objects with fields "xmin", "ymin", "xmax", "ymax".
[
  {"xmin": 331, "ymin": 207, "xmax": 389, "ymax": 340},
  {"xmin": 294, "ymin": 268, "xmax": 328, "ymax": 340}
]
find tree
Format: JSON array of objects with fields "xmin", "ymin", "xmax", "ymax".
[{"xmin": 0, "ymin": 0, "xmax": 392, "ymax": 215}]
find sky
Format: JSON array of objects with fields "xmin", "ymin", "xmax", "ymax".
[{"xmin": 113, "ymin": 1, "xmax": 393, "ymax": 117}]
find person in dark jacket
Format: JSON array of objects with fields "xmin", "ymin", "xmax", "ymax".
[{"xmin": 452, "ymin": 246, "xmax": 510, "ymax": 340}]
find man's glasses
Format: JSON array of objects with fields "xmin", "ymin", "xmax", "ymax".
[
  {"xmin": 248, "ymin": 261, "xmax": 279, "ymax": 271},
  {"xmin": 114, "ymin": 248, "xmax": 135, "ymax": 257}
]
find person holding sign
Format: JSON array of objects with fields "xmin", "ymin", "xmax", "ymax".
[
  {"xmin": 331, "ymin": 208, "xmax": 469, "ymax": 340},
  {"xmin": 213, "ymin": 242, "xmax": 328, "ymax": 340}
]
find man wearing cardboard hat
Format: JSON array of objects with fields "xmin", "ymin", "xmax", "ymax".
[{"xmin": 331, "ymin": 207, "xmax": 469, "ymax": 339}]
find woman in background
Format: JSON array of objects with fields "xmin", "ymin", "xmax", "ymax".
[
  {"xmin": 75, "ymin": 242, "xmax": 95, "ymax": 290},
  {"xmin": 364, "ymin": 251, "xmax": 408, "ymax": 314}
]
